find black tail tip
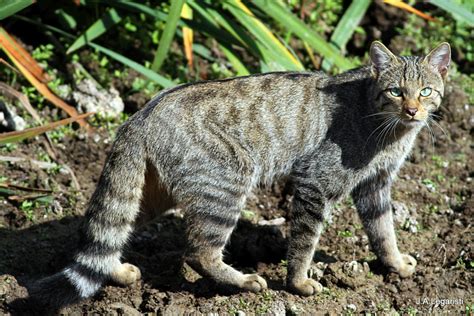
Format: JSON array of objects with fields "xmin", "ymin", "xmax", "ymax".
[
  {"xmin": 7, "ymin": 296, "xmax": 59, "ymax": 316},
  {"xmin": 9, "ymin": 272, "xmax": 83, "ymax": 315}
]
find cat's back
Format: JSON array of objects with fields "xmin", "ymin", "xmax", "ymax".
[{"xmin": 145, "ymin": 71, "xmax": 327, "ymax": 120}]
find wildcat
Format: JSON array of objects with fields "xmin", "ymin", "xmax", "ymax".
[{"xmin": 30, "ymin": 41, "xmax": 450, "ymax": 308}]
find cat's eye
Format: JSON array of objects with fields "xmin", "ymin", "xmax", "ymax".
[
  {"xmin": 389, "ymin": 87, "xmax": 402, "ymax": 97},
  {"xmin": 420, "ymin": 87, "xmax": 432, "ymax": 97}
]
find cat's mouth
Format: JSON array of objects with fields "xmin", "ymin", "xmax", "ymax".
[{"xmin": 400, "ymin": 116, "xmax": 425, "ymax": 127}]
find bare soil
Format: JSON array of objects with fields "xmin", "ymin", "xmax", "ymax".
[{"xmin": 0, "ymin": 73, "xmax": 472, "ymax": 315}]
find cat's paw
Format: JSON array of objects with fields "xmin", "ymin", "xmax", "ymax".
[
  {"xmin": 110, "ymin": 263, "xmax": 142, "ymax": 286},
  {"xmin": 241, "ymin": 274, "xmax": 267, "ymax": 292},
  {"xmin": 288, "ymin": 278, "xmax": 323, "ymax": 296},
  {"xmin": 395, "ymin": 254, "xmax": 417, "ymax": 278}
]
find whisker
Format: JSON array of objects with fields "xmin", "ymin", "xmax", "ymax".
[
  {"xmin": 376, "ymin": 116, "xmax": 398, "ymax": 150},
  {"xmin": 424, "ymin": 120, "xmax": 436, "ymax": 153},
  {"xmin": 430, "ymin": 113, "xmax": 443, "ymax": 120},
  {"xmin": 429, "ymin": 117, "xmax": 448, "ymax": 138},
  {"xmin": 364, "ymin": 116, "xmax": 394, "ymax": 149},
  {"xmin": 362, "ymin": 111, "xmax": 399, "ymax": 119}
]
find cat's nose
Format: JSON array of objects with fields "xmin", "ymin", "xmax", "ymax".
[{"xmin": 405, "ymin": 107, "xmax": 418, "ymax": 117}]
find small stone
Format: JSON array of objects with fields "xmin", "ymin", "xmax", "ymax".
[
  {"xmin": 349, "ymin": 261, "xmax": 359, "ymax": 273},
  {"xmin": 52, "ymin": 200, "xmax": 63, "ymax": 216},
  {"xmin": 236, "ymin": 311, "xmax": 246, "ymax": 316},
  {"xmin": 258, "ymin": 217, "xmax": 285, "ymax": 226},
  {"xmin": 268, "ymin": 300, "xmax": 286, "ymax": 316},
  {"xmin": 387, "ymin": 284, "xmax": 398, "ymax": 293},
  {"xmin": 346, "ymin": 304, "xmax": 357, "ymax": 311},
  {"xmin": 362, "ymin": 262, "xmax": 370, "ymax": 273},
  {"xmin": 109, "ymin": 302, "xmax": 142, "ymax": 316}
]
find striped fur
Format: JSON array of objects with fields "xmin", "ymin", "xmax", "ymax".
[{"xmin": 30, "ymin": 42, "xmax": 450, "ymax": 308}]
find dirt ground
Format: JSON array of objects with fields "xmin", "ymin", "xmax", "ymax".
[
  {"xmin": 0, "ymin": 71, "xmax": 472, "ymax": 315},
  {"xmin": 0, "ymin": 2, "xmax": 473, "ymax": 311}
]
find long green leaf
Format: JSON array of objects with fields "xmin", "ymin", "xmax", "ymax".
[
  {"xmin": 224, "ymin": 0, "xmax": 304, "ymax": 71},
  {"xmin": 251, "ymin": 0, "xmax": 353, "ymax": 71},
  {"xmin": 220, "ymin": 45, "xmax": 250, "ymax": 76},
  {"xmin": 151, "ymin": 0, "xmax": 185, "ymax": 72},
  {"xmin": 429, "ymin": 0, "xmax": 474, "ymax": 26},
  {"xmin": 88, "ymin": 42, "xmax": 175, "ymax": 88},
  {"xmin": 14, "ymin": 16, "xmax": 175, "ymax": 88},
  {"xmin": 188, "ymin": 0, "xmax": 271, "ymax": 72},
  {"xmin": 186, "ymin": 0, "xmax": 252, "ymax": 74},
  {"xmin": 322, "ymin": 0, "xmax": 371, "ymax": 70},
  {"xmin": 55, "ymin": 9, "xmax": 77, "ymax": 30},
  {"xmin": 66, "ymin": 7, "xmax": 122, "ymax": 54},
  {"xmin": 100, "ymin": 0, "xmax": 167, "ymax": 21},
  {"xmin": 0, "ymin": 0, "xmax": 34, "ymax": 20}
]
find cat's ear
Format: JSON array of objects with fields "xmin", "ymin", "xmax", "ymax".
[
  {"xmin": 370, "ymin": 41, "xmax": 398, "ymax": 75},
  {"xmin": 424, "ymin": 42, "xmax": 451, "ymax": 79}
]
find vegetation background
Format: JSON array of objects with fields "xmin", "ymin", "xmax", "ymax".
[{"xmin": 0, "ymin": 0, "xmax": 472, "ymax": 315}]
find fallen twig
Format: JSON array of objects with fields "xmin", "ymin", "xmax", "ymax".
[
  {"xmin": 8, "ymin": 193, "xmax": 50, "ymax": 202},
  {"xmin": 0, "ymin": 182, "xmax": 53, "ymax": 193}
]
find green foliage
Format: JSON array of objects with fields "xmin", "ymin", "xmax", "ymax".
[
  {"xmin": 67, "ymin": 8, "xmax": 122, "ymax": 54},
  {"xmin": 0, "ymin": 0, "xmax": 34, "ymax": 20},
  {"xmin": 338, "ymin": 229, "xmax": 353, "ymax": 238},
  {"xmin": 151, "ymin": 0, "xmax": 185, "ymax": 72},
  {"xmin": 32, "ymin": 44, "xmax": 54, "ymax": 61}
]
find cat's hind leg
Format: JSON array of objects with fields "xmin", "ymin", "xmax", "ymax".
[{"xmin": 178, "ymin": 174, "xmax": 267, "ymax": 293}]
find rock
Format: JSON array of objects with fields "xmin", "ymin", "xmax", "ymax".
[
  {"xmin": 258, "ymin": 217, "xmax": 285, "ymax": 226},
  {"xmin": 309, "ymin": 264, "xmax": 325, "ymax": 280},
  {"xmin": 267, "ymin": 300, "xmax": 286, "ymax": 316},
  {"xmin": 73, "ymin": 79, "xmax": 124, "ymax": 118},
  {"xmin": 346, "ymin": 303, "xmax": 357, "ymax": 312},
  {"xmin": 0, "ymin": 100, "xmax": 25, "ymax": 131},
  {"xmin": 109, "ymin": 302, "xmax": 141, "ymax": 316}
]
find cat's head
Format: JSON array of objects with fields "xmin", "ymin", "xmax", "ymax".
[{"xmin": 369, "ymin": 41, "xmax": 450, "ymax": 127}]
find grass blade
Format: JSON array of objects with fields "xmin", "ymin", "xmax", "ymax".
[
  {"xmin": 0, "ymin": 112, "xmax": 93, "ymax": 144},
  {"xmin": 55, "ymin": 8, "xmax": 77, "ymax": 30},
  {"xmin": 220, "ymin": 45, "xmax": 250, "ymax": 76},
  {"xmin": 14, "ymin": 16, "xmax": 175, "ymax": 88},
  {"xmin": 0, "ymin": 27, "xmax": 49, "ymax": 83},
  {"xmin": 224, "ymin": 0, "xmax": 304, "ymax": 71},
  {"xmin": 251, "ymin": 0, "xmax": 353, "ymax": 71},
  {"xmin": 151, "ymin": 0, "xmax": 185, "ymax": 72},
  {"xmin": 384, "ymin": 0, "xmax": 435, "ymax": 21},
  {"xmin": 181, "ymin": 3, "xmax": 194, "ymax": 68},
  {"xmin": 322, "ymin": 0, "xmax": 371, "ymax": 70},
  {"xmin": 66, "ymin": 7, "xmax": 122, "ymax": 54},
  {"xmin": 330, "ymin": 0, "xmax": 371, "ymax": 52},
  {"xmin": 88, "ymin": 42, "xmax": 175, "ymax": 88},
  {"xmin": 0, "ymin": 27, "xmax": 86, "ymax": 125},
  {"xmin": 100, "ymin": 0, "xmax": 169, "ymax": 21},
  {"xmin": 429, "ymin": 0, "xmax": 474, "ymax": 26},
  {"xmin": 0, "ymin": 0, "xmax": 34, "ymax": 20}
]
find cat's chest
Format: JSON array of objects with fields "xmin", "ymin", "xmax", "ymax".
[{"xmin": 310, "ymin": 137, "xmax": 414, "ymax": 196}]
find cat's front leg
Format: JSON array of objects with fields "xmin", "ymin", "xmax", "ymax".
[
  {"xmin": 286, "ymin": 183, "xmax": 328, "ymax": 296},
  {"xmin": 352, "ymin": 173, "xmax": 416, "ymax": 278}
]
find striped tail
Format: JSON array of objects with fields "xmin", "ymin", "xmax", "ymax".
[{"xmin": 29, "ymin": 122, "xmax": 147, "ymax": 309}]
